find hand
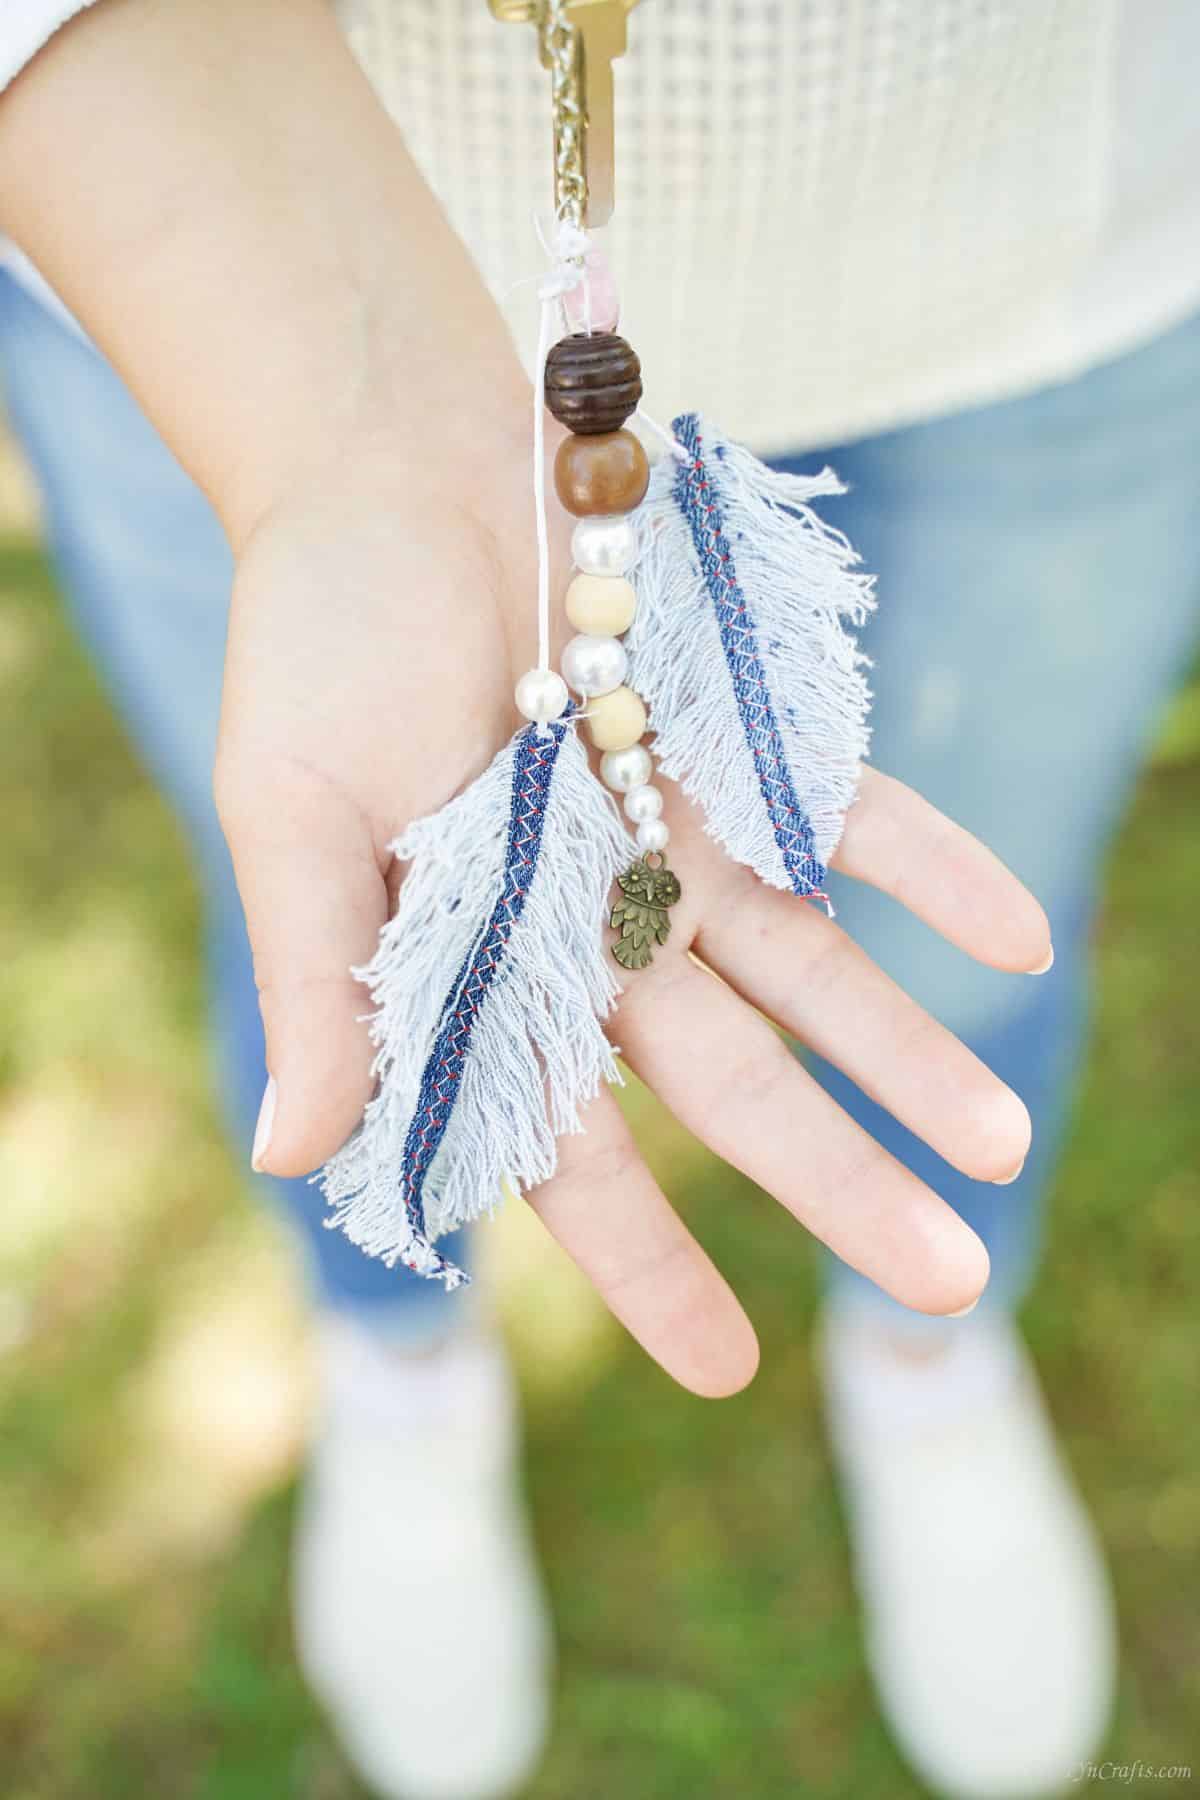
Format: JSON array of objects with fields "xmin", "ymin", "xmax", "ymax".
[
  {"xmin": 219, "ymin": 413, "xmax": 1050, "ymax": 1400},
  {"xmin": 535, "ymin": 766, "xmax": 1045, "ymax": 1395},
  {"xmin": 215, "ymin": 406, "xmax": 532, "ymax": 1171}
]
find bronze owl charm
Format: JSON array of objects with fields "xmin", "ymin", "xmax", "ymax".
[{"xmin": 609, "ymin": 859, "xmax": 683, "ymax": 971}]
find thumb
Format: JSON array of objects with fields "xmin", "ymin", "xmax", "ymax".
[{"xmin": 216, "ymin": 761, "xmax": 387, "ymax": 1177}]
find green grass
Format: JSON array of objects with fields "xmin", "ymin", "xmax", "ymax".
[{"xmin": 0, "ymin": 532, "xmax": 1197, "ymax": 1799}]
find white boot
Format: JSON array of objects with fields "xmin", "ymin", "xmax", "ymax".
[
  {"xmin": 293, "ymin": 1318, "xmax": 552, "ymax": 1800},
  {"xmin": 819, "ymin": 1308, "xmax": 1116, "ymax": 1800}
]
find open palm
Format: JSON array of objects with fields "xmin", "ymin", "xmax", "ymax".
[{"xmin": 217, "ymin": 426, "xmax": 1048, "ymax": 1398}]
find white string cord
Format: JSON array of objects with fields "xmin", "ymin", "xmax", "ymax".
[
  {"xmin": 609, "ymin": 295, "xmax": 687, "ymax": 462},
  {"xmin": 636, "ymin": 406, "xmax": 691, "ymax": 462},
  {"xmin": 532, "ymin": 218, "xmax": 591, "ymax": 675},
  {"xmin": 532, "ymin": 290, "xmax": 557, "ymax": 674}
]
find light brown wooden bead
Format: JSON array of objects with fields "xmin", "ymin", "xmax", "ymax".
[
  {"xmin": 554, "ymin": 430, "xmax": 649, "ymax": 517},
  {"xmin": 586, "ymin": 685, "xmax": 647, "ymax": 752},
  {"xmin": 564, "ymin": 573, "xmax": 637, "ymax": 636}
]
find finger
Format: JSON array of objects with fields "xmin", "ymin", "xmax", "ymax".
[
  {"xmin": 696, "ymin": 881, "xmax": 1031, "ymax": 1183},
  {"xmin": 215, "ymin": 754, "xmax": 386, "ymax": 1176},
  {"xmin": 527, "ymin": 1087, "xmax": 760, "ymax": 1399},
  {"xmin": 835, "ymin": 768, "xmax": 1051, "ymax": 972},
  {"xmin": 617, "ymin": 957, "xmax": 991, "ymax": 1316}
]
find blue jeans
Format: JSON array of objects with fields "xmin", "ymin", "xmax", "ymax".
[
  {"xmin": 0, "ymin": 273, "xmax": 450, "ymax": 1335},
  {"xmin": 3, "ymin": 269, "xmax": 1197, "ymax": 1327}
]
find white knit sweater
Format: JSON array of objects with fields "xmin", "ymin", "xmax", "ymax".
[{"xmin": 6, "ymin": 0, "xmax": 1200, "ymax": 451}]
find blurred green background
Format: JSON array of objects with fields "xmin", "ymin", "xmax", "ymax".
[{"xmin": 0, "ymin": 442, "xmax": 1197, "ymax": 1800}]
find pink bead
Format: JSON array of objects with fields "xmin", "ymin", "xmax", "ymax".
[{"xmin": 563, "ymin": 246, "xmax": 621, "ymax": 333}]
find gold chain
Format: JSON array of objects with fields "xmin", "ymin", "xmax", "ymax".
[
  {"xmin": 490, "ymin": 0, "xmax": 639, "ymax": 228},
  {"xmin": 540, "ymin": 0, "xmax": 588, "ymax": 228}
]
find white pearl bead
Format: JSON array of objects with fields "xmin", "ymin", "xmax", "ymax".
[
  {"xmin": 560, "ymin": 633, "xmax": 628, "ymax": 699},
  {"xmin": 571, "ymin": 513, "xmax": 639, "ymax": 578},
  {"xmin": 600, "ymin": 744, "xmax": 653, "ymax": 793},
  {"xmin": 623, "ymin": 784, "xmax": 663, "ymax": 824},
  {"xmin": 636, "ymin": 818, "xmax": 671, "ymax": 855},
  {"xmin": 514, "ymin": 667, "xmax": 568, "ymax": 724}
]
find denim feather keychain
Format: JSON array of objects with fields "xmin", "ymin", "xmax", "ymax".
[
  {"xmin": 320, "ymin": 712, "xmax": 628, "ymax": 1288},
  {"xmin": 319, "ymin": 0, "xmax": 876, "ymax": 1283},
  {"xmin": 626, "ymin": 413, "xmax": 874, "ymax": 907}
]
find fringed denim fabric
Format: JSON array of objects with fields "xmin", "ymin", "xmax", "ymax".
[{"xmin": 320, "ymin": 716, "xmax": 629, "ymax": 1286}]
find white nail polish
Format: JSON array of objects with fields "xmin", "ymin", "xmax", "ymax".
[
  {"xmin": 252, "ymin": 1077, "xmax": 277, "ymax": 1171},
  {"xmin": 1029, "ymin": 945, "xmax": 1055, "ymax": 974}
]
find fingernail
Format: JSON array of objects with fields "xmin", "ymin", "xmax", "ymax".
[
  {"xmin": 948, "ymin": 1297, "xmax": 980, "ymax": 1318},
  {"xmin": 1029, "ymin": 945, "xmax": 1054, "ymax": 974},
  {"xmin": 252, "ymin": 1077, "xmax": 276, "ymax": 1172},
  {"xmin": 993, "ymin": 1159, "xmax": 1025, "ymax": 1186}
]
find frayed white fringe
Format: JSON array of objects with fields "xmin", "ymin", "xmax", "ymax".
[
  {"xmin": 318, "ymin": 722, "xmax": 630, "ymax": 1281},
  {"xmin": 628, "ymin": 415, "xmax": 875, "ymax": 888}
]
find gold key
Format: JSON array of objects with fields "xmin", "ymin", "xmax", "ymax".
[
  {"xmin": 564, "ymin": 0, "xmax": 633, "ymax": 226},
  {"xmin": 488, "ymin": 0, "xmax": 640, "ymax": 226}
]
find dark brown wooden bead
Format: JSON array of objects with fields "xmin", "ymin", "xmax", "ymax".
[
  {"xmin": 554, "ymin": 429, "xmax": 650, "ymax": 517},
  {"xmin": 545, "ymin": 332, "xmax": 643, "ymax": 435}
]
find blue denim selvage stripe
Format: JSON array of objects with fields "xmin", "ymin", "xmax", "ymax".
[
  {"xmin": 671, "ymin": 412, "xmax": 826, "ymax": 897},
  {"xmin": 396, "ymin": 715, "xmax": 570, "ymax": 1247}
]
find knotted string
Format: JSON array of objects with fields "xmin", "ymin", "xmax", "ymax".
[{"xmin": 532, "ymin": 218, "xmax": 591, "ymax": 680}]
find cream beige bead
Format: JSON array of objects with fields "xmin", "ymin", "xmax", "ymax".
[
  {"xmin": 565, "ymin": 572, "xmax": 638, "ymax": 637},
  {"xmin": 586, "ymin": 685, "xmax": 647, "ymax": 752}
]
